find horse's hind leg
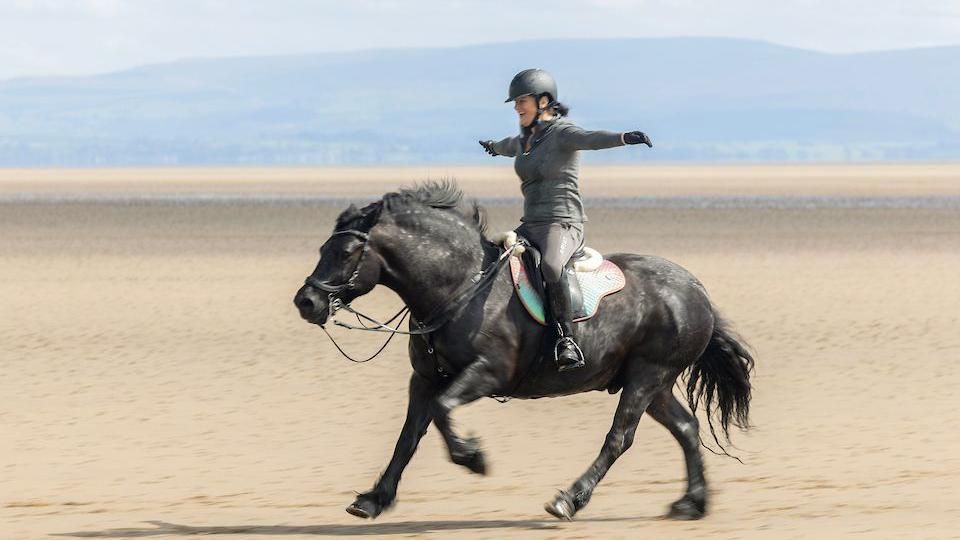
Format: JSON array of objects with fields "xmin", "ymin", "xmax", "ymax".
[
  {"xmin": 346, "ymin": 372, "xmax": 435, "ymax": 519},
  {"xmin": 544, "ymin": 372, "xmax": 664, "ymax": 520},
  {"xmin": 646, "ymin": 389, "xmax": 707, "ymax": 520}
]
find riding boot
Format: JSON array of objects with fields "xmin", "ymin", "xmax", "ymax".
[{"xmin": 547, "ymin": 277, "xmax": 585, "ymax": 372}]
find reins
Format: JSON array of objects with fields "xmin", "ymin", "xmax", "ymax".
[
  {"xmin": 315, "ymin": 241, "xmax": 518, "ymax": 363},
  {"xmin": 319, "ymin": 308, "xmax": 409, "ymax": 363}
]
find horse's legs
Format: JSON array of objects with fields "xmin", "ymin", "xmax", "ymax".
[
  {"xmin": 346, "ymin": 372, "xmax": 436, "ymax": 519},
  {"xmin": 544, "ymin": 376, "xmax": 661, "ymax": 520},
  {"xmin": 646, "ymin": 388, "xmax": 708, "ymax": 520},
  {"xmin": 431, "ymin": 356, "xmax": 502, "ymax": 475}
]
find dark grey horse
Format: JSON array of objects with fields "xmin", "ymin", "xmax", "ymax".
[{"xmin": 294, "ymin": 181, "xmax": 753, "ymax": 521}]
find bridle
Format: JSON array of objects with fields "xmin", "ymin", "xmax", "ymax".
[
  {"xmin": 303, "ymin": 200, "xmax": 385, "ymax": 321},
  {"xmin": 304, "ymin": 228, "xmax": 375, "ymax": 321},
  {"xmin": 302, "ymin": 209, "xmax": 518, "ymax": 364},
  {"xmin": 302, "ymin": 218, "xmax": 408, "ymax": 364}
]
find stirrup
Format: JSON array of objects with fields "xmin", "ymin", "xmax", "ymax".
[{"xmin": 554, "ymin": 336, "xmax": 585, "ymax": 372}]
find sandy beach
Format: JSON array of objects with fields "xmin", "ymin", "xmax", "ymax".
[{"xmin": 2, "ymin": 164, "xmax": 960, "ymax": 539}]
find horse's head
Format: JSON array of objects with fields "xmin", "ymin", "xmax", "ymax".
[
  {"xmin": 295, "ymin": 180, "xmax": 492, "ymax": 326},
  {"xmin": 294, "ymin": 202, "xmax": 384, "ymax": 326}
]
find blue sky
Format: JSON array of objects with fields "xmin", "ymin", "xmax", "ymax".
[{"xmin": 2, "ymin": 0, "xmax": 959, "ymax": 80}]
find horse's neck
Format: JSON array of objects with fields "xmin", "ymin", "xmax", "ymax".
[{"xmin": 377, "ymin": 213, "xmax": 487, "ymax": 321}]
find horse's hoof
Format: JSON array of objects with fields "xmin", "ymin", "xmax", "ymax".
[
  {"xmin": 465, "ymin": 450, "xmax": 487, "ymax": 475},
  {"xmin": 451, "ymin": 437, "xmax": 488, "ymax": 475},
  {"xmin": 346, "ymin": 494, "xmax": 384, "ymax": 519},
  {"xmin": 667, "ymin": 495, "xmax": 706, "ymax": 520},
  {"xmin": 544, "ymin": 491, "xmax": 576, "ymax": 521}
]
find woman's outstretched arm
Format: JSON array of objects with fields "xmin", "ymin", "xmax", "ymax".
[{"xmin": 559, "ymin": 125, "xmax": 652, "ymax": 151}]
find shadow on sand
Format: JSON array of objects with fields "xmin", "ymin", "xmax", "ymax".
[{"xmin": 56, "ymin": 516, "xmax": 661, "ymax": 537}]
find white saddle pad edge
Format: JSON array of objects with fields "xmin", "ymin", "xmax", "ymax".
[{"xmin": 497, "ymin": 231, "xmax": 603, "ymax": 273}]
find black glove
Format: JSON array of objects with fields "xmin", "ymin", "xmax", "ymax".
[
  {"xmin": 479, "ymin": 140, "xmax": 498, "ymax": 156},
  {"xmin": 623, "ymin": 131, "xmax": 652, "ymax": 148}
]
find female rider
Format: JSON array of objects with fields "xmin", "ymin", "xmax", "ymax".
[{"xmin": 479, "ymin": 68, "xmax": 652, "ymax": 372}]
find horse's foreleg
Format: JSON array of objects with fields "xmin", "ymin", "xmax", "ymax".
[
  {"xmin": 346, "ymin": 372, "xmax": 436, "ymax": 519},
  {"xmin": 544, "ymin": 376, "xmax": 662, "ymax": 520},
  {"xmin": 431, "ymin": 356, "xmax": 503, "ymax": 475},
  {"xmin": 646, "ymin": 388, "xmax": 708, "ymax": 520}
]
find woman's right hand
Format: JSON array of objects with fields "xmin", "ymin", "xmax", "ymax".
[{"xmin": 479, "ymin": 140, "xmax": 498, "ymax": 156}]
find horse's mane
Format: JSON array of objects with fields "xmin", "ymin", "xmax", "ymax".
[
  {"xmin": 333, "ymin": 179, "xmax": 491, "ymax": 243},
  {"xmin": 384, "ymin": 179, "xmax": 464, "ymax": 212},
  {"xmin": 335, "ymin": 179, "xmax": 489, "ymax": 240}
]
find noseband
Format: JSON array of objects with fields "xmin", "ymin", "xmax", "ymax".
[{"xmin": 304, "ymin": 228, "xmax": 373, "ymax": 319}]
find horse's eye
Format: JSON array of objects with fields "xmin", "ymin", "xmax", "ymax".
[{"xmin": 337, "ymin": 240, "xmax": 361, "ymax": 257}]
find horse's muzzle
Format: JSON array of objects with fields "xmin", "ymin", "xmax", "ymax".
[{"xmin": 294, "ymin": 284, "xmax": 329, "ymax": 325}]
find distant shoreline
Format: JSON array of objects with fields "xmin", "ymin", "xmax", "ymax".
[
  {"xmin": 4, "ymin": 193, "xmax": 959, "ymax": 209},
  {"xmin": 1, "ymin": 164, "xmax": 958, "ymax": 200}
]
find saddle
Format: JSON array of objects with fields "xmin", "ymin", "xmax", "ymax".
[{"xmin": 500, "ymin": 231, "xmax": 626, "ymax": 326}]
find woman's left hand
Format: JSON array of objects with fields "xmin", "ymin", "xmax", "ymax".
[{"xmin": 623, "ymin": 131, "xmax": 653, "ymax": 148}]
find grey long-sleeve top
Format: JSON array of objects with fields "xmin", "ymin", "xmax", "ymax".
[{"xmin": 489, "ymin": 116, "xmax": 624, "ymax": 223}]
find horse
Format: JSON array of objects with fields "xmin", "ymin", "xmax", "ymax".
[{"xmin": 293, "ymin": 181, "xmax": 754, "ymax": 521}]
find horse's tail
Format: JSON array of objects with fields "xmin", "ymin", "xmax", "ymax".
[{"xmin": 685, "ymin": 309, "xmax": 754, "ymax": 450}]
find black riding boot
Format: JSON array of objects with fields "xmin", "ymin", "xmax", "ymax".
[{"xmin": 547, "ymin": 279, "xmax": 585, "ymax": 372}]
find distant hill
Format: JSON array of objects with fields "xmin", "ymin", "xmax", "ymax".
[{"xmin": 1, "ymin": 37, "xmax": 958, "ymax": 165}]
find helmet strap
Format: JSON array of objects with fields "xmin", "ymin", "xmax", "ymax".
[{"xmin": 523, "ymin": 94, "xmax": 547, "ymax": 135}]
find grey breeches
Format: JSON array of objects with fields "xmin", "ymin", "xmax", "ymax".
[{"xmin": 515, "ymin": 222, "xmax": 584, "ymax": 284}]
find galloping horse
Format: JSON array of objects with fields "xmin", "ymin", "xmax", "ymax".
[{"xmin": 294, "ymin": 181, "xmax": 754, "ymax": 521}]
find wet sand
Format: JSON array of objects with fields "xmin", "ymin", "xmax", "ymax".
[{"xmin": 2, "ymin": 165, "xmax": 960, "ymax": 539}]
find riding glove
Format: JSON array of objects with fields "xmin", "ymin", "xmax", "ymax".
[
  {"xmin": 479, "ymin": 140, "xmax": 498, "ymax": 156},
  {"xmin": 622, "ymin": 131, "xmax": 653, "ymax": 148}
]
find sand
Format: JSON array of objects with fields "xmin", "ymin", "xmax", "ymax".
[{"xmin": 2, "ymin": 165, "xmax": 959, "ymax": 539}]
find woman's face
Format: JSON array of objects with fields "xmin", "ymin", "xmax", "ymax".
[{"xmin": 513, "ymin": 95, "xmax": 543, "ymax": 127}]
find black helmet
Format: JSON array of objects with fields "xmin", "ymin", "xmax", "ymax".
[{"xmin": 505, "ymin": 68, "xmax": 557, "ymax": 104}]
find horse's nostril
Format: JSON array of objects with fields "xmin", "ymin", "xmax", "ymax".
[{"xmin": 297, "ymin": 297, "xmax": 315, "ymax": 312}]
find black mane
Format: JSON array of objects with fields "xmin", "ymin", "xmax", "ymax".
[
  {"xmin": 332, "ymin": 179, "xmax": 490, "ymax": 240},
  {"xmin": 384, "ymin": 179, "xmax": 463, "ymax": 211},
  {"xmin": 382, "ymin": 179, "xmax": 489, "ymax": 238}
]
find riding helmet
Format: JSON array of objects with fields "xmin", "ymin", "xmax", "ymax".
[{"xmin": 505, "ymin": 68, "xmax": 558, "ymax": 104}]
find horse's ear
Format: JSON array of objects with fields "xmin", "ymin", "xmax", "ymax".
[
  {"xmin": 335, "ymin": 203, "xmax": 360, "ymax": 230},
  {"xmin": 343, "ymin": 203, "xmax": 360, "ymax": 221}
]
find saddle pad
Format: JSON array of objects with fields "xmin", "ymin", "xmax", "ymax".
[{"xmin": 509, "ymin": 255, "xmax": 626, "ymax": 325}]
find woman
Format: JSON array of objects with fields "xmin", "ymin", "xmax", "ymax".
[{"xmin": 479, "ymin": 67, "xmax": 652, "ymax": 372}]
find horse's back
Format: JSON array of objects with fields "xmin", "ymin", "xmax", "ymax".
[
  {"xmin": 508, "ymin": 252, "xmax": 715, "ymax": 398},
  {"xmin": 606, "ymin": 252, "xmax": 710, "ymax": 305},
  {"xmin": 602, "ymin": 253, "xmax": 716, "ymax": 362}
]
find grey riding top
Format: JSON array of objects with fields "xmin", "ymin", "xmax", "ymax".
[{"xmin": 489, "ymin": 116, "xmax": 624, "ymax": 224}]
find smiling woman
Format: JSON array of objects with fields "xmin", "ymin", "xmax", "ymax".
[{"xmin": 479, "ymin": 68, "xmax": 653, "ymax": 371}]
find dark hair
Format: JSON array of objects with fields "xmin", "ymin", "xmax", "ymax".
[{"xmin": 536, "ymin": 93, "xmax": 570, "ymax": 117}]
